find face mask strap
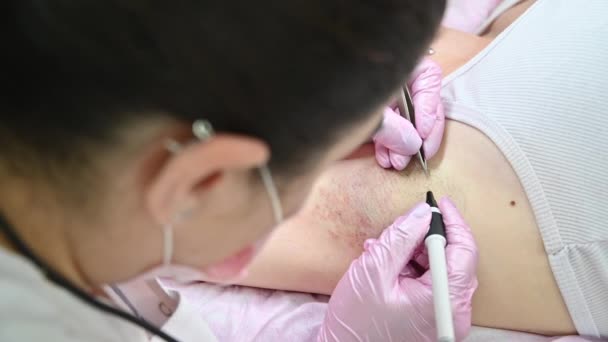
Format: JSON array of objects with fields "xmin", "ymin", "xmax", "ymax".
[
  {"xmin": 164, "ymin": 119, "xmax": 215, "ymax": 153},
  {"xmin": 162, "ymin": 119, "xmax": 215, "ymax": 265},
  {"xmin": 161, "ymin": 223, "xmax": 174, "ymax": 266},
  {"xmin": 257, "ymin": 165, "xmax": 283, "ymax": 224}
]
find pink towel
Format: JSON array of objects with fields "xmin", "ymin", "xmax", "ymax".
[
  {"xmin": 442, "ymin": 0, "xmax": 503, "ymax": 33},
  {"xmin": 166, "ymin": 281, "xmax": 328, "ymax": 341}
]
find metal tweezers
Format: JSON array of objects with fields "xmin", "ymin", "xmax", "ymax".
[{"xmin": 396, "ymin": 86, "xmax": 428, "ymax": 174}]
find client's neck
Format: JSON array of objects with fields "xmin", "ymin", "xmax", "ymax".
[
  {"xmin": 430, "ymin": 1, "xmax": 537, "ymax": 77},
  {"xmin": 429, "ymin": 27, "xmax": 492, "ymax": 76},
  {"xmin": 0, "ymin": 179, "xmax": 92, "ymax": 290}
]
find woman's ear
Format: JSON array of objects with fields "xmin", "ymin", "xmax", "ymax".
[{"xmin": 145, "ymin": 134, "xmax": 269, "ymax": 225}]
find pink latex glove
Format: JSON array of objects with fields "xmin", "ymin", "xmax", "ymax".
[
  {"xmin": 550, "ymin": 337, "xmax": 603, "ymax": 342},
  {"xmin": 317, "ymin": 198, "xmax": 478, "ymax": 342},
  {"xmin": 373, "ymin": 57, "xmax": 445, "ymax": 170},
  {"xmin": 442, "ymin": 0, "xmax": 503, "ymax": 33}
]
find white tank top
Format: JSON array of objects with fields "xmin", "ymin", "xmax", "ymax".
[{"xmin": 441, "ymin": 0, "xmax": 608, "ymax": 337}]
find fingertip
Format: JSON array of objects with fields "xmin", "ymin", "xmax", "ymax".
[
  {"xmin": 417, "ymin": 111, "xmax": 436, "ymax": 139},
  {"xmin": 407, "ymin": 126, "xmax": 423, "ymax": 152},
  {"xmin": 399, "ymin": 264, "xmax": 419, "ymax": 278},
  {"xmin": 372, "ymin": 203, "xmax": 432, "ymax": 281},
  {"xmin": 390, "ymin": 205, "xmax": 431, "ymax": 249},
  {"xmin": 414, "ymin": 251, "xmax": 429, "ymax": 270},
  {"xmin": 363, "ymin": 238, "xmax": 376, "ymax": 252},
  {"xmin": 383, "ymin": 105, "xmax": 400, "ymax": 118},
  {"xmin": 410, "ymin": 202, "xmax": 431, "ymax": 218},
  {"xmin": 393, "ymin": 203, "xmax": 431, "ymax": 232},
  {"xmin": 438, "ymin": 196, "xmax": 456, "ymax": 209},
  {"xmin": 439, "ymin": 197, "xmax": 476, "ymax": 253},
  {"xmin": 392, "ymin": 116, "xmax": 422, "ymax": 155},
  {"xmin": 416, "ymin": 269, "xmax": 433, "ymax": 286},
  {"xmin": 375, "ymin": 109, "xmax": 421, "ymax": 155},
  {"xmin": 422, "ymin": 103, "xmax": 445, "ymax": 159},
  {"xmin": 374, "ymin": 144, "xmax": 391, "ymax": 168},
  {"xmin": 423, "ymin": 139, "xmax": 440, "ymax": 160},
  {"xmin": 438, "ymin": 196, "xmax": 464, "ymax": 224},
  {"xmin": 389, "ymin": 152, "xmax": 411, "ymax": 170}
]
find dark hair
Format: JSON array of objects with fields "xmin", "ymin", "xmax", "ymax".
[{"xmin": 1, "ymin": 0, "xmax": 444, "ymax": 187}]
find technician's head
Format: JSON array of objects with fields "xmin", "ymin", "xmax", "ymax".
[{"xmin": 0, "ymin": 0, "xmax": 445, "ymax": 285}]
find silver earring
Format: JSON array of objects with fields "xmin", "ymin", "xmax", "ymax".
[
  {"xmin": 192, "ymin": 120, "xmax": 214, "ymax": 141},
  {"xmin": 165, "ymin": 119, "xmax": 215, "ymax": 154}
]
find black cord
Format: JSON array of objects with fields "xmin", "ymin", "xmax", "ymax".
[{"xmin": 0, "ymin": 212, "xmax": 180, "ymax": 342}]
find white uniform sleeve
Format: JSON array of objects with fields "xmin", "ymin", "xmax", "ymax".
[{"xmin": 0, "ymin": 316, "xmax": 144, "ymax": 342}]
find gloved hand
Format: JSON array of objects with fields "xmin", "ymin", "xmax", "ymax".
[
  {"xmin": 442, "ymin": 0, "xmax": 503, "ymax": 34},
  {"xmin": 317, "ymin": 198, "xmax": 478, "ymax": 342},
  {"xmin": 549, "ymin": 337, "xmax": 603, "ymax": 341},
  {"xmin": 373, "ymin": 57, "xmax": 445, "ymax": 170}
]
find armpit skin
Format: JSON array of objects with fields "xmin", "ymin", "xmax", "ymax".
[{"xmin": 305, "ymin": 146, "xmax": 463, "ymax": 253}]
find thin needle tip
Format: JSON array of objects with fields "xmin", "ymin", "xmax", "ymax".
[{"xmin": 421, "ymin": 160, "xmax": 429, "ymax": 176}]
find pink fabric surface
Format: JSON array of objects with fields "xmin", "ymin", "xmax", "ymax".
[
  {"xmin": 165, "ymin": 281, "xmax": 328, "ymax": 341},
  {"xmin": 442, "ymin": 0, "xmax": 504, "ymax": 33},
  {"xmin": 166, "ymin": 281, "xmax": 583, "ymax": 342}
]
